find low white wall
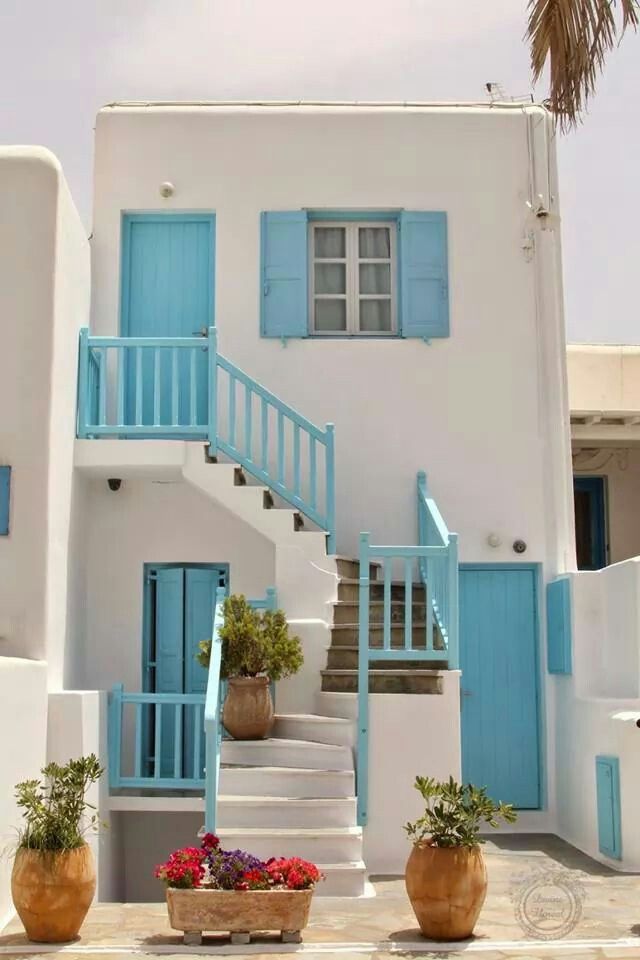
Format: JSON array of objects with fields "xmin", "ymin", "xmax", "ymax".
[
  {"xmin": 363, "ymin": 672, "xmax": 461, "ymax": 874},
  {"xmin": 0, "ymin": 659, "xmax": 48, "ymax": 929}
]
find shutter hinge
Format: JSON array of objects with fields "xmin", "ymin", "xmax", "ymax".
[
  {"xmin": 264, "ymin": 283, "xmax": 270, "ymax": 296},
  {"xmin": 146, "ymin": 572, "xmax": 158, "ymax": 583}
]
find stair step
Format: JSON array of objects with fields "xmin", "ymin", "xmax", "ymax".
[
  {"xmin": 338, "ymin": 579, "xmax": 426, "ymax": 602},
  {"xmin": 334, "ymin": 557, "xmax": 380, "ymax": 580},
  {"xmin": 315, "ymin": 691, "xmax": 358, "ymax": 721},
  {"xmin": 217, "ymin": 796, "xmax": 356, "ymax": 829},
  {"xmin": 331, "ymin": 623, "xmax": 441, "ymax": 646},
  {"xmin": 220, "ymin": 765, "xmax": 355, "ymax": 798},
  {"xmin": 321, "ymin": 669, "xmax": 444, "ymax": 695},
  {"xmin": 326, "ymin": 646, "xmax": 448, "ymax": 671},
  {"xmin": 200, "ymin": 826, "xmax": 363, "ymax": 864},
  {"xmin": 221, "ymin": 738, "xmax": 353, "ymax": 771},
  {"xmin": 273, "ymin": 714, "xmax": 355, "ymax": 747},
  {"xmin": 333, "ymin": 600, "xmax": 427, "ymax": 625}
]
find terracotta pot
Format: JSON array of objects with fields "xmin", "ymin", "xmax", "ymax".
[
  {"xmin": 223, "ymin": 676, "xmax": 274, "ymax": 740},
  {"xmin": 11, "ymin": 845, "xmax": 96, "ymax": 943},
  {"xmin": 405, "ymin": 842, "xmax": 487, "ymax": 941},
  {"xmin": 166, "ymin": 888, "xmax": 313, "ymax": 942}
]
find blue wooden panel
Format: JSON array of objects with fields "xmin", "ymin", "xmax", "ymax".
[
  {"xmin": 460, "ymin": 566, "xmax": 540, "ymax": 809},
  {"xmin": 121, "ymin": 214, "xmax": 215, "ymax": 428},
  {"xmin": 155, "ymin": 568, "xmax": 185, "ymax": 777},
  {"xmin": 596, "ymin": 755, "xmax": 622, "ymax": 859},
  {"xmin": 399, "ymin": 211, "xmax": 449, "ymax": 339},
  {"xmin": 574, "ymin": 476, "xmax": 607, "ymax": 569},
  {"xmin": 260, "ymin": 211, "xmax": 309, "ymax": 338},
  {"xmin": 547, "ymin": 577, "xmax": 572, "ymax": 674},
  {"xmin": 0, "ymin": 466, "xmax": 10, "ymax": 536}
]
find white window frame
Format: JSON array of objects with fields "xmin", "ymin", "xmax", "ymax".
[{"xmin": 308, "ymin": 221, "xmax": 397, "ymax": 336}]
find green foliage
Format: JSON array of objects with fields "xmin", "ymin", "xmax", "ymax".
[
  {"xmin": 196, "ymin": 595, "xmax": 303, "ymax": 681},
  {"xmin": 404, "ymin": 775, "xmax": 517, "ymax": 848},
  {"xmin": 15, "ymin": 754, "xmax": 104, "ymax": 852}
]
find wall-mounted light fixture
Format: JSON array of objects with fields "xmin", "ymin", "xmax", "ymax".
[
  {"xmin": 159, "ymin": 182, "xmax": 175, "ymax": 198},
  {"xmin": 107, "ymin": 478, "xmax": 122, "ymax": 492}
]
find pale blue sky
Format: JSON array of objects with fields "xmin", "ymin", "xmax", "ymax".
[{"xmin": 1, "ymin": 0, "xmax": 638, "ymax": 342}]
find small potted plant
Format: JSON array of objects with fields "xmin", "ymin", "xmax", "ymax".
[
  {"xmin": 11, "ymin": 755, "xmax": 104, "ymax": 943},
  {"xmin": 197, "ymin": 595, "xmax": 303, "ymax": 740},
  {"xmin": 404, "ymin": 776, "xmax": 516, "ymax": 941},
  {"xmin": 156, "ymin": 833, "xmax": 322, "ymax": 944}
]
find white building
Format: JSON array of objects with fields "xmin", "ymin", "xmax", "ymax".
[{"xmin": 1, "ymin": 102, "xmax": 637, "ymax": 917}]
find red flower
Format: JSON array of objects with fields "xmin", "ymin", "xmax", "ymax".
[{"xmin": 201, "ymin": 833, "xmax": 220, "ymax": 851}]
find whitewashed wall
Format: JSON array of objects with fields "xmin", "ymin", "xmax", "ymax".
[
  {"xmin": 78, "ymin": 478, "xmax": 275, "ymax": 692},
  {"xmin": 90, "ymin": 104, "xmax": 574, "ymax": 571},
  {"xmin": 0, "ymin": 148, "xmax": 89, "ymax": 681},
  {"xmin": 0, "ymin": 659, "xmax": 48, "ymax": 928}
]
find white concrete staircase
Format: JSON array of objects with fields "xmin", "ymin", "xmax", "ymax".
[{"xmin": 202, "ymin": 712, "xmax": 366, "ymax": 897}]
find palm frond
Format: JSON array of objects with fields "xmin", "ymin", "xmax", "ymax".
[{"xmin": 526, "ymin": 0, "xmax": 639, "ymax": 130}]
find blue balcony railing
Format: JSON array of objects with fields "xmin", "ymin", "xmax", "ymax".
[{"xmin": 77, "ymin": 327, "xmax": 335, "ymax": 553}]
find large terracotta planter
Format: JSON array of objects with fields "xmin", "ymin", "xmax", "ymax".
[
  {"xmin": 405, "ymin": 842, "xmax": 487, "ymax": 941},
  {"xmin": 166, "ymin": 888, "xmax": 313, "ymax": 944},
  {"xmin": 223, "ymin": 676, "xmax": 274, "ymax": 740},
  {"xmin": 11, "ymin": 845, "xmax": 96, "ymax": 943}
]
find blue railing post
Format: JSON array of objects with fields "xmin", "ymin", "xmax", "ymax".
[
  {"xmin": 325, "ymin": 423, "xmax": 336, "ymax": 555},
  {"xmin": 265, "ymin": 586, "xmax": 277, "ymax": 611},
  {"xmin": 108, "ymin": 683, "xmax": 124, "ymax": 790},
  {"xmin": 448, "ymin": 533, "xmax": 460, "ymax": 669},
  {"xmin": 77, "ymin": 328, "xmax": 89, "ymax": 439},
  {"xmin": 357, "ymin": 532, "xmax": 371, "ymax": 826},
  {"xmin": 208, "ymin": 326, "xmax": 218, "ymax": 458},
  {"xmin": 204, "ymin": 586, "xmax": 226, "ymax": 834}
]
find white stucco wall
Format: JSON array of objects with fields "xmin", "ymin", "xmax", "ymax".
[
  {"xmin": 90, "ymin": 104, "xmax": 574, "ymax": 573},
  {"xmin": 0, "ymin": 147, "xmax": 89, "ymax": 680},
  {"xmin": 568, "ymin": 345, "xmax": 640, "ymax": 413},
  {"xmin": 79, "ymin": 478, "xmax": 275, "ymax": 693},
  {"xmin": 0, "ymin": 659, "xmax": 48, "ymax": 929}
]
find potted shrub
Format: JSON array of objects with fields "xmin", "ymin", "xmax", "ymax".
[
  {"xmin": 197, "ymin": 595, "xmax": 303, "ymax": 740},
  {"xmin": 404, "ymin": 776, "xmax": 516, "ymax": 941},
  {"xmin": 11, "ymin": 755, "xmax": 104, "ymax": 943},
  {"xmin": 156, "ymin": 833, "xmax": 322, "ymax": 945}
]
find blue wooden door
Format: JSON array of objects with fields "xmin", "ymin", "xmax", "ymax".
[
  {"xmin": 121, "ymin": 214, "xmax": 215, "ymax": 430},
  {"xmin": 460, "ymin": 566, "xmax": 540, "ymax": 809},
  {"xmin": 150, "ymin": 565, "xmax": 225, "ymax": 778},
  {"xmin": 573, "ymin": 476, "xmax": 607, "ymax": 570}
]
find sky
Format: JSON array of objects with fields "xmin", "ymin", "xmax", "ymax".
[{"xmin": 1, "ymin": 0, "xmax": 638, "ymax": 343}]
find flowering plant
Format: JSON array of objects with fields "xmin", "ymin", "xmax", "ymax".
[{"xmin": 155, "ymin": 835, "xmax": 322, "ymax": 892}]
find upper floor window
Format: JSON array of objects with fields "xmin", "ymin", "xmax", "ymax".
[{"xmin": 310, "ymin": 222, "xmax": 397, "ymax": 336}]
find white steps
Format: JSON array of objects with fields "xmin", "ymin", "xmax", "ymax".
[
  {"xmin": 203, "ymin": 826, "xmax": 363, "ymax": 863},
  {"xmin": 273, "ymin": 713, "xmax": 355, "ymax": 747},
  {"xmin": 221, "ymin": 737, "xmax": 352, "ymax": 771},
  {"xmin": 219, "ymin": 765, "xmax": 355, "ymax": 798},
  {"xmin": 315, "ymin": 691, "xmax": 358, "ymax": 720},
  {"xmin": 217, "ymin": 796, "xmax": 356, "ymax": 829}
]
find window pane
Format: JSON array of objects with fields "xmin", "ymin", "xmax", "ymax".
[
  {"xmin": 314, "ymin": 227, "xmax": 346, "ymax": 259},
  {"xmin": 315, "ymin": 299, "xmax": 347, "ymax": 332},
  {"xmin": 359, "ymin": 263, "xmax": 390, "ymax": 295},
  {"xmin": 360, "ymin": 299, "xmax": 391, "ymax": 333},
  {"xmin": 315, "ymin": 263, "xmax": 346, "ymax": 295},
  {"xmin": 359, "ymin": 227, "xmax": 390, "ymax": 259}
]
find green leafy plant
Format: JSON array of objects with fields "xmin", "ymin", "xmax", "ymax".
[
  {"xmin": 197, "ymin": 595, "xmax": 303, "ymax": 682},
  {"xmin": 404, "ymin": 776, "xmax": 517, "ymax": 848},
  {"xmin": 15, "ymin": 755, "xmax": 104, "ymax": 852}
]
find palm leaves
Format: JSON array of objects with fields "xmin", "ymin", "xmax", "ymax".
[{"xmin": 526, "ymin": 0, "xmax": 638, "ymax": 128}]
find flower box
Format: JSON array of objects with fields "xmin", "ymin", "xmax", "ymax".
[{"xmin": 166, "ymin": 887, "xmax": 314, "ymax": 945}]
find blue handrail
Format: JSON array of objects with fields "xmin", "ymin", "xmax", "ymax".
[
  {"xmin": 356, "ymin": 472, "xmax": 459, "ymax": 826},
  {"xmin": 77, "ymin": 328, "xmax": 336, "ymax": 554},
  {"xmin": 204, "ymin": 586, "xmax": 226, "ymax": 833}
]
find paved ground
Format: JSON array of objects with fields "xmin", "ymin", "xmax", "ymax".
[{"xmin": 2, "ymin": 836, "xmax": 640, "ymax": 959}]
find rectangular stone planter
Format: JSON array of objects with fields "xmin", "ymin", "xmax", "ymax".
[{"xmin": 166, "ymin": 887, "xmax": 314, "ymax": 945}]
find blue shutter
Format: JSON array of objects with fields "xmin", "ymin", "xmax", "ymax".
[
  {"xmin": 399, "ymin": 212, "xmax": 449, "ymax": 339},
  {"xmin": 596, "ymin": 756, "xmax": 622, "ymax": 859},
  {"xmin": 546, "ymin": 577, "xmax": 572, "ymax": 674},
  {"xmin": 0, "ymin": 467, "xmax": 10, "ymax": 536},
  {"xmin": 260, "ymin": 211, "xmax": 309, "ymax": 338}
]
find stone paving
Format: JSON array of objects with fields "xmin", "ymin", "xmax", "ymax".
[{"xmin": 1, "ymin": 835, "xmax": 640, "ymax": 960}]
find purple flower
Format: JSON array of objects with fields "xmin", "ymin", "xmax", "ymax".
[{"xmin": 206, "ymin": 846, "xmax": 267, "ymax": 890}]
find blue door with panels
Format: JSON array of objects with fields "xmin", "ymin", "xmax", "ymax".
[
  {"xmin": 121, "ymin": 213, "xmax": 215, "ymax": 431},
  {"xmin": 460, "ymin": 566, "xmax": 541, "ymax": 809},
  {"xmin": 145, "ymin": 564, "xmax": 227, "ymax": 779}
]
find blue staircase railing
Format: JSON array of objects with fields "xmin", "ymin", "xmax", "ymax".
[
  {"xmin": 204, "ymin": 586, "xmax": 226, "ymax": 833},
  {"xmin": 356, "ymin": 472, "xmax": 459, "ymax": 825},
  {"xmin": 76, "ymin": 328, "xmax": 335, "ymax": 554}
]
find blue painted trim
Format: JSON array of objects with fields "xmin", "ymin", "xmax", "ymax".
[
  {"xmin": 120, "ymin": 212, "xmax": 216, "ymax": 338},
  {"xmin": 307, "ymin": 209, "xmax": 401, "ymax": 222},
  {"xmin": 574, "ymin": 476, "xmax": 608, "ymax": 569},
  {"xmin": 357, "ymin": 532, "xmax": 371, "ymax": 827},
  {"xmin": 0, "ymin": 466, "xmax": 11, "ymax": 536},
  {"xmin": 596, "ymin": 755, "xmax": 622, "ymax": 859},
  {"xmin": 547, "ymin": 577, "xmax": 572, "ymax": 674},
  {"xmin": 205, "ymin": 586, "xmax": 227, "ymax": 832}
]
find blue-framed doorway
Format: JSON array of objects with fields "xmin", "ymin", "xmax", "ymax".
[{"xmin": 573, "ymin": 476, "xmax": 608, "ymax": 570}]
